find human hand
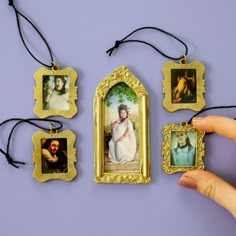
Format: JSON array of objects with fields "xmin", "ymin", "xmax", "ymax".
[
  {"xmin": 118, "ymin": 136, "xmax": 125, "ymax": 142},
  {"xmin": 179, "ymin": 116, "xmax": 236, "ymax": 217},
  {"xmin": 47, "ymin": 88, "xmax": 52, "ymax": 96}
]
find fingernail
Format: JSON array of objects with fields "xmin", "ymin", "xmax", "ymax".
[
  {"xmin": 192, "ymin": 117, "xmax": 204, "ymax": 124},
  {"xmin": 179, "ymin": 176, "xmax": 197, "ymax": 190}
]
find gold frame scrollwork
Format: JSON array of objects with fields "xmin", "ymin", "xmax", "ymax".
[
  {"xmin": 34, "ymin": 66, "xmax": 78, "ymax": 118},
  {"xmin": 161, "ymin": 121, "xmax": 205, "ymax": 174},
  {"xmin": 94, "ymin": 65, "xmax": 151, "ymax": 184},
  {"xmin": 32, "ymin": 130, "xmax": 77, "ymax": 182},
  {"xmin": 162, "ymin": 59, "xmax": 205, "ymax": 112}
]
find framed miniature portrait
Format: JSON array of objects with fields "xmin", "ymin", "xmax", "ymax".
[
  {"xmin": 161, "ymin": 121, "xmax": 205, "ymax": 174},
  {"xmin": 32, "ymin": 130, "xmax": 77, "ymax": 182},
  {"xmin": 170, "ymin": 131, "xmax": 196, "ymax": 166},
  {"xmin": 162, "ymin": 60, "xmax": 205, "ymax": 112},
  {"xmin": 94, "ymin": 65, "xmax": 151, "ymax": 184},
  {"xmin": 34, "ymin": 66, "xmax": 78, "ymax": 118},
  {"xmin": 171, "ymin": 69, "xmax": 197, "ymax": 103}
]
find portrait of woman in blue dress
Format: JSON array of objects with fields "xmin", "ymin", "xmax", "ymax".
[{"xmin": 171, "ymin": 131, "xmax": 196, "ymax": 166}]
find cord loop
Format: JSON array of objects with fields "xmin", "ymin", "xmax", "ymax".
[
  {"xmin": 106, "ymin": 26, "xmax": 188, "ymax": 60},
  {"xmin": 0, "ymin": 118, "xmax": 63, "ymax": 168},
  {"xmin": 8, "ymin": 1, "xmax": 55, "ymax": 68}
]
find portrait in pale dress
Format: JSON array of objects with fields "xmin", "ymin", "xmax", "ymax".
[
  {"xmin": 104, "ymin": 82, "xmax": 139, "ymax": 172},
  {"xmin": 43, "ymin": 75, "xmax": 70, "ymax": 111}
]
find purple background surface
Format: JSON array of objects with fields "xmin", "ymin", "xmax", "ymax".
[{"xmin": 1, "ymin": 0, "xmax": 236, "ymax": 235}]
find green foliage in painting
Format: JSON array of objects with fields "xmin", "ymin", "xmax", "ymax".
[{"xmin": 105, "ymin": 82, "xmax": 137, "ymax": 107}]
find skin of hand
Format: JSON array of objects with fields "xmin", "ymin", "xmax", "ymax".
[
  {"xmin": 42, "ymin": 149, "xmax": 59, "ymax": 163},
  {"xmin": 111, "ymin": 118, "xmax": 120, "ymax": 129},
  {"xmin": 179, "ymin": 116, "xmax": 236, "ymax": 217},
  {"xmin": 117, "ymin": 119, "xmax": 130, "ymax": 142},
  {"xmin": 44, "ymin": 88, "xmax": 53, "ymax": 103},
  {"xmin": 47, "ymin": 87, "xmax": 52, "ymax": 96}
]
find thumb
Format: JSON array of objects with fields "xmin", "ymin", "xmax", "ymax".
[{"xmin": 179, "ymin": 170, "xmax": 236, "ymax": 217}]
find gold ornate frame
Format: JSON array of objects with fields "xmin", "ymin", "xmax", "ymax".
[
  {"xmin": 94, "ymin": 65, "xmax": 151, "ymax": 184},
  {"xmin": 162, "ymin": 60, "xmax": 205, "ymax": 112},
  {"xmin": 161, "ymin": 121, "xmax": 205, "ymax": 174},
  {"xmin": 34, "ymin": 66, "xmax": 78, "ymax": 118},
  {"xmin": 32, "ymin": 130, "xmax": 77, "ymax": 182}
]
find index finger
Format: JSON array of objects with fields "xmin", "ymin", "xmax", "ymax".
[{"xmin": 192, "ymin": 116, "xmax": 236, "ymax": 141}]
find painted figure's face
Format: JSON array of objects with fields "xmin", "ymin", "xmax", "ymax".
[
  {"xmin": 176, "ymin": 132, "xmax": 187, "ymax": 146},
  {"xmin": 55, "ymin": 77, "xmax": 64, "ymax": 91},
  {"xmin": 119, "ymin": 109, "xmax": 127, "ymax": 119},
  {"xmin": 49, "ymin": 140, "xmax": 59, "ymax": 154}
]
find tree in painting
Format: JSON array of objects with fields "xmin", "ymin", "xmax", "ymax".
[{"xmin": 105, "ymin": 82, "xmax": 138, "ymax": 107}]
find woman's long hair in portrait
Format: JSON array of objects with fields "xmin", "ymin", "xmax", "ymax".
[{"xmin": 54, "ymin": 76, "xmax": 68, "ymax": 95}]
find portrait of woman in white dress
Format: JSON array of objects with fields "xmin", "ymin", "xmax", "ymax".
[
  {"xmin": 43, "ymin": 75, "xmax": 69, "ymax": 110},
  {"xmin": 108, "ymin": 104, "xmax": 137, "ymax": 164}
]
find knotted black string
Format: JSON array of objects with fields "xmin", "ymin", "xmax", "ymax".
[
  {"xmin": 8, "ymin": 0, "xmax": 54, "ymax": 68},
  {"xmin": 0, "ymin": 149, "xmax": 24, "ymax": 168},
  {"xmin": 0, "ymin": 118, "xmax": 63, "ymax": 168},
  {"xmin": 106, "ymin": 26, "xmax": 188, "ymax": 60},
  {"xmin": 188, "ymin": 105, "xmax": 236, "ymax": 135}
]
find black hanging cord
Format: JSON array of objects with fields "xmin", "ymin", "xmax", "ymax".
[
  {"xmin": 0, "ymin": 149, "xmax": 24, "ymax": 168},
  {"xmin": 0, "ymin": 118, "xmax": 63, "ymax": 168},
  {"xmin": 8, "ymin": 0, "xmax": 54, "ymax": 68},
  {"xmin": 106, "ymin": 26, "xmax": 188, "ymax": 60},
  {"xmin": 188, "ymin": 105, "xmax": 236, "ymax": 135},
  {"xmin": 188, "ymin": 105, "xmax": 236, "ymax": 124}
]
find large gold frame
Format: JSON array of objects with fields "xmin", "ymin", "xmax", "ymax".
[
  {"xmin": 94, "ymin": 65, "xmax": 151, "ymax": 184},
  {"xmin": 161, "ymin": 122, "xmax": 205, "ymax": 174},
  {"xmin": 162, "ymin": 59, "xmax": 205, "ymax": 112},
  {"xmin": 34, "ymin": 66, "xmax": 78, "ymax": 118},
  {"xmin": 32, "ymin": 130, "xmax": 77, "ymax": 182}
]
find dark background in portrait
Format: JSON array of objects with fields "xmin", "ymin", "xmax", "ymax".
[
  {"xmin": 171, "ymin": 69, "xmax": 197, "ymax": 103},
  {"xmin": 41, "ymin": 138, "xmax": 68, "ymax": 173},
  {"xmin": 1, "ymin": 1, "xmax": 236, "ymax": 235}
]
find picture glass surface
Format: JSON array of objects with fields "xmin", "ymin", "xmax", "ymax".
[
  {"xmin": 170, "ymin": 131, "xmax": 196, "ymax": 167},
  {"xmin": 171, "ymin": 69, "xmax": 197, "ymax": 104},
  {"xmin": 42, "ymin": 75, "xmax": 70, "ymax": 111},
  {"xmin": 41, "ymin": 138, "xmax": 68, "ymax": 174},
  {"xmin": 104, "ymin": 82, "xmax": 139, "ymax": 173}
]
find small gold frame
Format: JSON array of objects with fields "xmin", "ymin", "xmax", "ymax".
[
  {"xmin": 161, "ymin": 121, "xmax": 205, "ymax": 174},
  {"xmin": 162, "ymin": 58, "xmax": 205, "ymax": 112},
  {"xmin": 94, "ymin": 65, "xmax": 151, "ymax": 184},
  {"xmin": 32, "ymin": 130, "xmax": 77, "ymax": 182},
  {"xmin": 34, "ymin": 66, "xmax": 78, "ymax": 118}
]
